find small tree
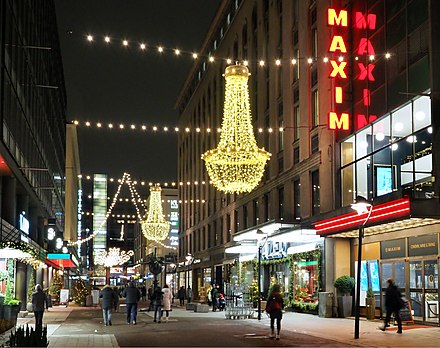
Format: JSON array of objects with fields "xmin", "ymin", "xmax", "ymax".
[
  {"xmin": 49, "ymin": 273, "xmax": 63, "ymax": 297},
  {"xmin": 334, "ymin": 275, "xmax": 355, "ymax": 296},
  {"xmin": 27, "ymin": 271, "xmax": 35, "ymax": 303},
  {"xmin": 73, "ymin": 278, "xmax": 89, "ymax": 305}
]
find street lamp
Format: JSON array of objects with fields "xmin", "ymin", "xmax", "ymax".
[
  {"xmin": 351, "ymin": 196, "xmax": 373, "ymax": 339},
  {"xmin": 257, "ymin": 229, "xmax": 268, "ymax": 320}
]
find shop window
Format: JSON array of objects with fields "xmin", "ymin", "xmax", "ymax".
[
  {"xmin": 356, "ymin": 156, "xmax": 372, "ymax": 200},
  {"xmin": 413, "ymin": 96, "xmax": 431, "ymax": 132},
  {"xmin": 392, "ymin": 103, "xmax": 412, "ymax": 140},
  {"xmin": 341, "ymin": 163, "xmax": 356, "ymax": 207},
  {"xmin": 372, "ymin": 116, "xmax": 391, "ymax": 152},
  {"xmin": 356, "ymin": 126, "xmax": 372, "ymax": 161}
]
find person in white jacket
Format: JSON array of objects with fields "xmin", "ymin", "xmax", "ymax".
[{"xmin": 161, "ymin": 284, "xmax": 173, "ymax": 322}]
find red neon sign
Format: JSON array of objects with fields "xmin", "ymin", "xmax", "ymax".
[
  {"xmin": 314, "ymin": 198, "xmax": 410, "ymax": 235},
  {"xmin": 327, "ymin": 7, "xmax": 378, "ymax": 131}
]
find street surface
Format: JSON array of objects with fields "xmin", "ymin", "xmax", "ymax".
[{"xmin": 2, "ymin": 300, "xmax": 440, "ymax": 347}]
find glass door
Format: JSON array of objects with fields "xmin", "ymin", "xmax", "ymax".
[
  {"xmin": 409, "ymin": 260, "xmax": 423, "ymax": 321},
  {"xmin": 381, "ymin": 261, "xmax": 406, "ymax": 316},
  {"xmin": 424, "ymin": 260, "xmax": 439, "ymax": 324}
]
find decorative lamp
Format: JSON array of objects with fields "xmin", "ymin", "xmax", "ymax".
[
  {"xmin": 141, "ymin": 185, "xmax": 170, "ymax": 242},
  {"xmin": 95, "ymin": 247, "xmax": 134, "ymax": 268},
  {"xmin": 202, "ymin": 64, "xmax": 271, "ymax": 193}
]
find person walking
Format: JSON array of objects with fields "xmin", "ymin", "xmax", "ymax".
[
  {"xmin": 211, "ymin": 285, "xmax": 219, "ymax": 312},
  {"xmin": 178, "ymin": 286, "xmax": 186, "ymax": 306},
  {"xmin": 122, "ymin": 282, "xmax": 141, "ymax": 325},
  {"xmin": 141, "ymin": 285, "xmax": 147, "ymax": 301},
  {"xmin": 161, "ymin": 284, "xmax": 173, "ymax": 322},
  {"xmin": 265, "ymin": 284, "xmax": 284, "ymax": 340},
  {"xmin": 187, "ymin": 286, "xmax": 192, "ymax": 303},
  {"xmin": 31, "ymin": 284, "xmax": 48, "ymax": 332},
  {"xmin": 100, "ymin": 285, "xmax": 118, "ymax": 326},
  {"xmin": 206, "ymin": 284, "xmax": 213, "ymax": 306},
  {"xmin": 112, "ymin": 286, "xmax": 120, "ymax": 312},
  {"xmin": 380, "ymin": 279, "xmax": 403, "ymax": 334},
  {"xmin": 152, "ymin": 286, "xmax": 164, "ymax": 323}
]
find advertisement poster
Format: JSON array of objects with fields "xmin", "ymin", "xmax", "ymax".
[
  {"xmin": 360, "ymin": 261, "xmax": 368, "ymax": 291},
  {"xmin": 59, "ymin": 289, "xmax": 69, "ymax": 304},
  {"xmin": 369, "ymin": 260, "xmax": 380, "ymax": 292}
]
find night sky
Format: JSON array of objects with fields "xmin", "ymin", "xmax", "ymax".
[{"xmin": 55, "ymin": 1, "xmax": 221, "ymax": 183}]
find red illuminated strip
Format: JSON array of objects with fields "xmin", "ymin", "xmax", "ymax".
[{"xmin": 314, "ymin": 198, "xmax": 410, "ymax": 235}]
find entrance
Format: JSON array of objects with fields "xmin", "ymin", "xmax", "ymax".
[{"xmin": 381, "ymin": 259, "xmax": 439, "ymax": 324}]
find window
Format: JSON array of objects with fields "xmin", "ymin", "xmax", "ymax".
[
  {"xmin": 312, "ymin": 90, "xmax": 319, "ymax": 127},
  {"xmin": 278, "ymin": 117, "xmax": 284, "ymax": 151},
  {"xmin": 294, "ymin": 104, "xmax": 300, "ymax": 141},
  {"xmin": 293, "ymin": 145, "xmax": 300, "ymax": 164},
  {"xmin": 293, "ymin": 179, "xmax": 301, "ymax": 220},
  {"xmin": 278, "ymin": 156, "xmax": 283, "ymax": 173},
  {"xmin": 311, "ymin": 170, "xmax": 320, "ymax": 215},
  {"xmin": 278, "ymin": 186, "xmax": 284, "ymax": 220},
  {"xmin": 263, "ymin": 193, "xmax": 270, "ymax": 221},
  {"xmin": 243, "ymin": 205, "xmax": 248, "ymax": 229},
  {"xmin": 253, "ymin": 199, "xmax": 259, "ymax": 225},
  {"xmin": 311, "ymin": 134, "xmax": 319, "ymax": 154}
]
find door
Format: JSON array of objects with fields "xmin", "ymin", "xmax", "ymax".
[{"xmin": 381, "ymin": 261, "xmax": 406, "ymax": 316}]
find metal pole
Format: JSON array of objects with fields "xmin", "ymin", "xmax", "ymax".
[
  {"xmin": 354, "ymin": 225, "xmax": 363, "ymax": 339},
  {"xmin": 257, "ymin": 244, "xmax": 262, "ymax": 320}
]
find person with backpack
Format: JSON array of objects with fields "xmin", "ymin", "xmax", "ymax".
[
  {"xmin": 265, "ymin": 284, "xmax": 284, "ymax": 340},
  {"xmin": 152, "ymin": 286, "xmax": 164, "ymax": 323}
]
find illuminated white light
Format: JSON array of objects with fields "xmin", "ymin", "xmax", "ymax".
[
  {"xmin": 87, "ymin": 35, "xmax": 93, "ymax": 42},
  {"xmin": 428, "ymin": 126, "xmax": 433, "ymax": 134},
  {"xmin": 140, "ymin": 43, "xmax": 146, "ymax": 50},
  {"xmin": 174, "ymin": 127, "xmax": 179, "ymax": 132},
  {"xmin": 369, "ymin": 55, "xmax": 375, "ymax": 61},
  {"xmin": 108, "ymin": 124, "xmax": 113, "ymax": 128},
  {"xmin": 323, "ymin": 57, "xmax": 329, "ymax": 63},
  {"xmin": 291, "ymin": 58, "xmax": 297, "ymax": 65},
  {"xmin": 226, "ymin": 58, "xmax": 232, "ymax": 64},
  {"xmin": 141, "ymin": 125, "xmax": 146, "ymax": 130},
  {"xmin": 258, "ymin": 128, "xmax": 263, "ymax": 133},
  {"xmin": 153, "ymin": 126, "xmax": 158, "ymax": 131},
  {"xmin": 394, "ymin": 122, "xmax": 404, "ymax": 132},
  {"xmin": 158, "ymin": 46, "xmax": 164, "ymax": 52},
  {"xmin": 130, "ymin": 124, "xmax": 135, "ymax": 129},
  {"xmin": 209, "ymin": 56, "xmax": 215, "ymax": 62},
  {"xmin": 375, "ymin": 132, "xmax": 385, "ymax": 141},
  {"xmin": 123, "ymin": 40, "xmax": 128, "ymax": 46},
  {"xmin": 175, "ymin": 49, "xmax": 180, "ymax": 55},
  {"xmin": 360, "ymin": 141, "xmax": 369, "ymax": 149},
  {"xmin": 275, "ymin": 59, "xmax": 281, "ymax": 66},
  {"xmin": 192, "ymin": 53, "xmax": 198, "ymax": 59},
  {"xmin": 307, "ymin": 58, "xmax": 313, "ymax": 64},
  {"xmin": 385, "ymin": 52, "xmax": 391, "ymax": 59},
  {"xmin": 196, "ymin": 128, "xmax": 201, "ymax": 132},
  {"xmin": 415, "ymin": 111, "xmax": 425, "ymax": 121},
  {"xmin": 259, "ymin": 60, "xmax": 265, "ymax": 66},
  {"xmin": 104, "ymin": 36, "xmax": 110, "ymax": 43},
  {"xmin": 243, "ymin": 60, "xmax": 248, "ymax": 66},
  {"xmin": 406, "ymin": 135, "xmax": 417, "ymax": 143},
  {"xmin": 119, "ymin": 124, "xmax": 124, "ymax": 129},
  {"xmin": 338, "ymin": 56, "xmax": 344, "ymax": 62},
  {"xmin": 207, "ymin": 128, "xmax": 211, "ymax": 132},
  {"xmin": 73, "ymin": 120, "xmax": 79, "ymax": 125},
  {"xmin": 85, "ymin": 121, "xmax": 90, "ymax": 126},
  {"xmin": 97, "ymin": 123, "xmax": 102, "ymax": 128},
  {"xmin": 185, "ymin": 127, "xmax": 190, "ymax": 132},
  {"xmin": 164, "ymin": 127, "xmax": 168, "ymax": 131},
  {"xmin": 391, "ymin": 143, "xmax": 398, "ymax": 151}
]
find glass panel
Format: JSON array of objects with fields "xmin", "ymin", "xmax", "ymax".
[
  {"xmin": 341, "ymin": 136, "xmax": 355, "ymax": 166},
  {"xmin": 381, "ymin": 263, "xmax": 393, "ymax": 286},
  {"xmin": 410, "ymin": 261, "xmax": 423, "ymax": 289},
  {"xmin": 413, "ymin": 96, "xmax": 431, "ymax": 132},
  {"xmin": 410, "ymin": 291, "xmax": 423, "ymax": 320},
  {"xmin": 356, "ymin": 156, "xmax": 372, "ymax": 200},
  {"xmin": 392, "ymin": 103, "xmax": 412, "ymax": 140},
  {"xmin": 392, "ymin": 137, "xmax": 414, "ymax": 187},
  {"xmin": 424, "ymin": 260, "xmax": 438, "ymax": 289},
  {"xmin": 373, "ymin": 147, "xmax": 393, "ymax": 197},
  {"xmin": 394, "ymin": 262, "xmax": 406, "ymax": 289},
  {"xmin": 341, "ymin": 164, "xmax": 355, "ymax": 207},
  {"xmin": 373, "ymin": 115, "xmax": 391, "ymax": 152},
  {"xmin": 425, "ymin": 260, "xmax": 439, "ymax": 323},
  {"xmin": 356, "ymin": 127, "xmax": 372, "ymax": 161}
]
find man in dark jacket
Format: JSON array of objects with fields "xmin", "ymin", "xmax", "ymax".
[
  {"xmin": 122, "ymin": 282, "xmax": 141, "ymax": 324},
  {"xmin": 178, "ymin": 286, "xmax": 185, "ymax": 306},
  {"xmin": 100, "ymin": 285, "xmax": 118, "ymax": 326},
  {"xmin": 380, "ymin": 279, "xmax": 403, "ymax": 333},
  {"xmin": 32, "ymin": 284, "xmax": 48, "ymax": 332}
]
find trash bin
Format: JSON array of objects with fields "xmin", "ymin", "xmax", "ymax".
[
  {"xmin": 85, "ymin": 294, "xmax": 93, "ymax": 307},
  {"xmin": 318, "ymin": 292, "xmax": 333, "ymax": 318}
]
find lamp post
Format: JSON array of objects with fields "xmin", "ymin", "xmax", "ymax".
[
  {"xmin": 351, "ymin": 196, "xmax": 373, "ymax": 339},
  {"xmin": 256, "ymin": 229, "xmax": 268, "ymax": 320}
]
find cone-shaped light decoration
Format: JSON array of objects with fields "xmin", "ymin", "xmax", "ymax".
[
  {"xmin": 202, "ymin": 64, "xmax": 271, "ymax": 193},
  {"xmin": 141, "ymin": 185, "xmax": 170, "ymax": 242}
]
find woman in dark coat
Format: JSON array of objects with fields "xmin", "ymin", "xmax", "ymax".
[
  {"xmin": 266, "ymin": 284, "xmax": 284, "ymax": 340},
  {"xmin": 100, "ymin": 285, "xmax": 118, "ymax": 326},
  {"xmin": 380, "ymin": 279, "xmax": 403, "ymax": 333}
]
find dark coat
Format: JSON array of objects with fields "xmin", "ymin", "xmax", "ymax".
[
  {"xmin": 122, "ymin": 285, "xmax": 141, "ymax": 304},
  {"xmin": 100, "ymin": 287, "xmax": 118, "ymax": 309},
  {"xmin": 266, "ymin": 292, "xmax": 284, "ymax": 314},
  {"xmin": 152, "ymin": 288, "xmax": 163, "ymax": 306},
  {"xmin": 178, "ymin": 287, "xmax": 186, "ymax": 299},
  {"xmin": 385, "ymin": 282, "xmax": 402, "ymax": 311},
  {"xmin": 31, "ymin": 289, "xmax": 48, "ymax": 312}
]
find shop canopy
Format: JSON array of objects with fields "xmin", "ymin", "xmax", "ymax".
[{"xmin": 46, "ymin": 253, "xmax": 79, "ymax": 268}]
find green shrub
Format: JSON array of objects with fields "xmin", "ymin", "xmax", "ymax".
[{"xmin": 334, "ymin": 275, "xmax": 355, "ymax": 295}]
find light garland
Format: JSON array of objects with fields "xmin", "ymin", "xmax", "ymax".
[
  {"xmin": 141, "ymin": 185, "xmax": 170, "ymax": 242},
  {"xmin": 18, "ymin": 257, "xmax": 47, "ymax": 270},
  {"xmin": 82, "ymin": 32, "xmax": 392, "ymax": 66},
  {"xmin": 202, "ymin": 64, "xmax": 270, "ymax": 193},
  {"xmin": 94, "ymin": 247, "xmax": 134, "ymax": 267}
]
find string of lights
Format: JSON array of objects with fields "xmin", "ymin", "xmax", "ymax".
[{"xmin": 82, "ymin": 33, "xmax": 392, "ymax": 66}]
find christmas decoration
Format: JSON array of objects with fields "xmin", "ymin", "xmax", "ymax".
[
  {"xmin": 27, "ymin": 271, "xmax": 35, "ymax": 303},
  {"xmin": 5, "ymin": 259, "xmax": 18, "ymax": 305},
  {"xmin": 73, "ymin": 278, "xmax": 89, "ymax": 305},
  {"xmin": 94, "ymin": 247, "xmax": 134, "ymax": 267},
  {"xmin": 141, "ymin": 185, "xmax": 170, "ymax": 242},
  {"xmin": 202, "ymin": 64, "xmax": 271, "ymax": 193},
  {"xmin": 48, "ymin": 273, "xmax": 63, "ymax": 297}
]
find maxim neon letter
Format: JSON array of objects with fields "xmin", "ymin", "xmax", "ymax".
[
  {"xmin": 358, "ymin": 63, "xmax": 375, "ymax": 81},
  {"xmin": 329, "ymin": 112, "xmax": 350, "ymax": 130},
  {"xmin": 330, "ymin": 61, "xmax": 347, "ymax": 78},
  {"xmin": 329, "ymin": 36, "xmax": 347, "ymax": 53},
  {"xmin": 355, "ymin": 12, "xmax": 376, "ymax": 30},
  {"xmin": 328, "ymin": 9, "xmax": 348, "ymax": 27}
]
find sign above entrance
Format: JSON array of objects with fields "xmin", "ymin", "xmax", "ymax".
[
  {"xmin": 408, "ymin": 234, "xmax": 438, "ymax": 257},
  {"xmin": 381, "ymin": 239, "xmax": 406, "ymax": 259}
]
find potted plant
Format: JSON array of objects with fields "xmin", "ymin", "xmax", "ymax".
[
  {"xmin": 365, "ymin": 287, "xmax": 376, "ymax": 320},
  {"xmin": 334, "ymin": 275, "xmax": 354, "ymax": 318}
]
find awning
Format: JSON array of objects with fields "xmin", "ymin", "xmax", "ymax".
[{"xmin": 46, "ymin": 253, "xmax": 79, "ymax": 268}]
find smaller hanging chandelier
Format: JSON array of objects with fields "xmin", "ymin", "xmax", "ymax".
[
  {"xmin": 202, "ymin": 64, "xmax": 271, "ymax": 194},
  {"xmin": 141, "ymin": 185, "xmax": 170, "ymax": 242},
  {"xmin": 95, "ymin": 247, "xmax": 134, "ymax": 268}
]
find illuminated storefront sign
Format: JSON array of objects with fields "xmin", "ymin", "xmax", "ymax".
[
  {"xmin": 327, "ymin": 7, "xmax": 377, "ymax": 131},
  {"xmin": 19, "ymin": 212, "xmax": 29, "ymax": 243}
]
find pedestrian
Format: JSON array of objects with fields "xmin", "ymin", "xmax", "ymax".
[
  {"xmin": 187, "ymin": 286, "xmax": 192, "ymax": 303},
  {"xmin": 211, "ymin": 285, "xmax": 219, "ymax": 312},
  {"xmin": 122, "ymin": 281, "xmax": 141, "ymax": 325},
  {"xmin": 161, "ymin": 284, "xmax": 173, "ymax": 322},
  {"xmin": 100, "ymin": 285, "xmax": 118, "ymax": 326},
  {"xmin": 31, "ymin": 284, "xmax": 48, "ymax": 332},
  {"xmin": 178, "ymin": 286, "xmax": 186, "ymax": 306},
  {"xmin": 152, "ymin": 286, "xmax": 164, "ymax": 323},
  {"xmin": 206, "ymin": 285, "xmax": 212, "ymax": 306},
  {"xmin": 380, "ymin": 279, "xmax": 404, "ymax": 334},
  {"xmin": 112, "ymin": 286, "xmax": 120, "ymax": 312},
  {"xmin": 147, "ymin": 285, "xmax": 154, "ymax": 311},
  {"xmin": 141, "ymin": 285, "xmax": 147, "ymax": 301},
  {"xmin": 265, "ymin": 284, "xmax": 284, "ymax": 340}
]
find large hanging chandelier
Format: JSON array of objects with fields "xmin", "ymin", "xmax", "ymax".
[
  {"xmin": 141, "ymin": 185, "xmax": 170, "ymax": 242},
  {"xmin": 95, "ymin": 247, "xmax": 134, "ymax": 268},
  {"xmin": 202, "ymin": 64, "xmax": 271, "ymax": 194}
]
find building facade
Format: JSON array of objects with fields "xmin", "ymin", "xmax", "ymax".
[
  {"xmin": 0, "ymin": 0, "xmax": 68, "ymax": 308},
  {"xmin": 176, "ymin": 0, "xmax": 440, "ymax": 324}
]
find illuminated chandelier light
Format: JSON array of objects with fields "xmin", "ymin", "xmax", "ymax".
[
  {"xmin": 95, "ymin": 247, "xmax": 134, "ymax": 268},
  {"xmin": 141, "ymin": 185, "xmax": 170, "ymax": 242},
  {"xmin": 202, "ymin": 64, "xmax": 271, "ymax": 193}
]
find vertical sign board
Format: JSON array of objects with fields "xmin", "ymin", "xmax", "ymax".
[{"xmin": 327, "ymin": 5, "xmax": 378, "ymax": 132}]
